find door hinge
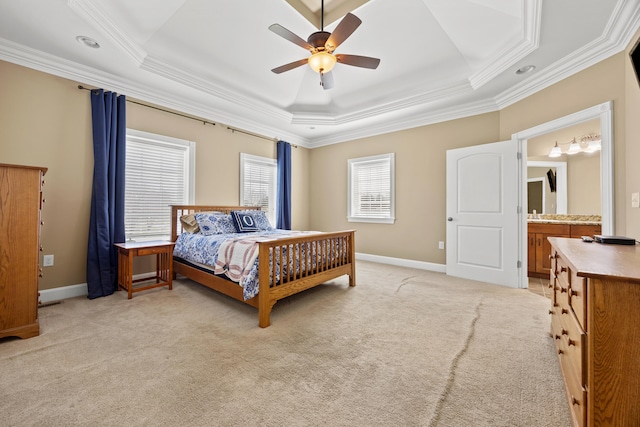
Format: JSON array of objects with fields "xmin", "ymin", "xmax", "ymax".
[
  {"xmin": 517, "ymin": 152, "xmax": 522, "ymax": 160},
  {"xmin": 517, "ymin": 206, "xmax": 522, "ymax": 214},
  {"xmin": 517, "ymin": 260, "xmax": 522, "ymax": 269}
]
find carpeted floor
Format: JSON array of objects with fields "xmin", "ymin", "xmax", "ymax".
[{"xmin": 0, "ymin": 261, "xmax": 571, "ymax": 426}]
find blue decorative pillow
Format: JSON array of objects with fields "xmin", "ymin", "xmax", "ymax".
[
  {"xmin": 231, "ymin": 210, "xmax": 273, "ymax": 233},
  {"xmin": 194, "ymin": 213, "xmax": 237, "ymax": 236}
]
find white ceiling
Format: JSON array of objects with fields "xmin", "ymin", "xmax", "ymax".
[{"xmin": 1, "ymin": 0, "xmax": 639, "ymax": 148}]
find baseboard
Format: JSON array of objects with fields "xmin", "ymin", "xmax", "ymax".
[
  {"xmin": 39, "ymin": 258, "xmax": 445, "ymax": 304},
  {"xmin": 38, "ymin": 273, "xmax": 154, "ymax": 303},
  {"xmin": 39, "ymin": 283, "xmax": 88, "ymax": 304},
  {"xmin": 356, "ymin": 252, "xmax": 446, "ymax": 273}
]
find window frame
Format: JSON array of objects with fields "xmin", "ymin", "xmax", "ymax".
[
  {"xmin": 124, "ymin": 129, "xmax": 195, "ymax": 242},
  {"xmin": 348, "ymin": 152, "xmax": 396, "ymax": 224},
  {"xmin": 239, "ymin": 153, "xmax": 277, "ymax": 226}
]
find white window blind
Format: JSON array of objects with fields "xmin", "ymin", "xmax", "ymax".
[
  {"xmin": 240, "ymin": 153, "xmax": 276, "ymax": 226},
  {"xmin": 348, "ymin": 153, "xmax": 395, "ymax": 224},
  {"xmin": 125, "ymin": 130, "xmax": 195, "ymax": 241}
]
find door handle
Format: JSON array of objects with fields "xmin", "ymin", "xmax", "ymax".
[{"xmin": 447, "ymin": 217, "xmax": 453, "ymax": 222}]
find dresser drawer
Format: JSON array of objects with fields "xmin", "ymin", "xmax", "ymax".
[
  {"xmin": 569, "ymin": 274, "xmax": 587, "ymax": 331},
  {"xmin": 555, "ymin": 255, "xmax": 571, "ymax": 292},
  {"xmin": 550, "ymin": 305, "xmax": 564, "ymax": 343},
  {"xmin": 562, "ymin": 366, "xmax": 587, "ymax": 427},
  {"xmin": 559, "ymin": 309, "xmax": 586, "ymax": 386}
]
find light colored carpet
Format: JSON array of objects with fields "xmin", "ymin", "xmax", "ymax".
[{"xmin": 0, "ymin": 261, "xmax": 571, "ymax": 426}]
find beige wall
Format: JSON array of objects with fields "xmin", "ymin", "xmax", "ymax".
[
  {"xmin": 309, "ymin": 52, "xmax": 637, "ymax": 265},
  {"xmin": 500, "ymin": 53, "xmax": 628, "ymax": 233},
  {"xmin": 0, "ymin": 60, "xmax": 309, "ymax": 290},
  {"xmin": 309, "ymin": 113, "xmax": 500, "ymax": 264},
  {"xmin": 3, "ymin": 39, "xmax": 640, "ymax": 291}
]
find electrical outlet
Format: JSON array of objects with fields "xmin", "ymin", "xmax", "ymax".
[
  {"xmin": 438, "ymin": 241, "xmax": 445, "ymax": 250},
  {"xmin": 43, "ymin": 254, "xmax": 54, "ymax": 267},
  {"xmin": 632, "ymin": 192, "xmax": 640, "ymax": 208}
]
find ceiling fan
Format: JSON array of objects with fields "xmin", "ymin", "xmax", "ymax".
[{"xmin": 268, "ymin": 1, "xmax": 380, "ymax": 90}]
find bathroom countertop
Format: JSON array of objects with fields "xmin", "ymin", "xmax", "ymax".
[{"xmin": 527, "ymin": 214, "xmax": 601, "ymax": 226}]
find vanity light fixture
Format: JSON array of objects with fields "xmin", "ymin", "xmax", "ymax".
[
  {"xmin": 582, "ymin": 134, "xmax": 602, "ymax": 153},
  {"xmin": 549, "ymin": 142, "xmax": 562, "ymax": 158},
  {"xmin": 567, "ymin": 138, "xmax": 581, "ymax": 155},
  {"xmin": 547, "ymin": 134, "xmax": 602, "ymax": 157}
]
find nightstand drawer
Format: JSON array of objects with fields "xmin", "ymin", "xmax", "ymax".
[{"xmin": 137, "ymin": 245, "xmax": 172, "ymax": 256}]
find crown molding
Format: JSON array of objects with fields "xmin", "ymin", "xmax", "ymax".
[
  {"xmin": 0, "ymin": 37, "xmax": 306, "ymax": 147},
  {"xmin": 495, "ymin": 0, "xmax": 640, "ymax": 109},
  {"xmin": 306, "ymin": 98, "xmax": 499, "ymax": 148},
  {"xmin": 68, "ymin": 0, "xmax": 146, "ymax": 65},
  {"xmin": 140, "ymin": 56, "xmax": 293, "ymax": 123},
  {"xmin": 291, "ymin": 81, "xmax": 471, "ymax": 126},
  {"xmin": 468, "ymin": 0, "xmax": 542, "ymax": 90}
]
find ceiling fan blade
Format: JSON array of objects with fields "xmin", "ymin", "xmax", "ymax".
[
  {"xmin": 335, "ymin": 54, "xmax": 380, "ymax": 69},
  {"xmin": 268, "ymin": 24, "xmax": 313, "ymax": 51},
  {"xmin": 320, "ymin": 71, "xmax": 334, "ymax": 90},
  {"xmin": 325, "ymin": 13, "xmax": 361, "ymax": 51},
  {"xmin": 271, "ymin": 58, "xmax": 309, "ymax": 74}
]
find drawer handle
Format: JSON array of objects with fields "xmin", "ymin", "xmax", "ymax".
[
  {"xmin": 561, "ymin": 328, "xmax": 568, "ymax": 336},
  {"xmin": 571, "ymin": 396, "xmax": 580, "ymax": 406},
  {"xmin": 570, "ymin": 289, "xmax": 578, "ymax": 296},
  {"xmin": 567, "ymin": 338, "xmax": 576, "ymax": 346},
  {"xmin": 560, "ymin": 287, "xmax": 568, "ymax": 293},
  {"xmin": 548, "ymin": 309, "xmax": 553, "ymax": 315},
  {"xmin": 554, "ymin": 334, "xmax": 561, "ymax": 340},
  {"xmin": 558, "ymin": 349, "xmax": 564, "ymax": 355},
  {"xmin": 560, "ymin": 266, "xmax": 567, "ymax": 273},
  {"xmin": 561, "ymin": 308, "xmax": 568, "ymax": 315}
]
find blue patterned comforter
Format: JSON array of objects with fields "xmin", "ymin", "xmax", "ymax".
[{"xmin": 173, "ymin": 230, "xmax": 317, "ymax": 300}]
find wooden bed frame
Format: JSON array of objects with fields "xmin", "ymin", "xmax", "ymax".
[{"xmin": 171, "ymin": 205, "xmax": 356, "ymax": 328}]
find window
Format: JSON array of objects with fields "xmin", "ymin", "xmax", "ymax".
[
  {"xmin": 125, "ymin": 129, "xmax": 195, "ymax": 241},
  {"xmin": 240, "ymin": 153, "xmax": 277, "ymax": 226},
  {"xmin": 348, "ymin": 153, "xmax": 395, "ymax": 224}
]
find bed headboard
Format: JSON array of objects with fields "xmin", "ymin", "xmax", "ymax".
[{"xmin": 170, "ymin": 205, "xmax": 261, "ymax": 241}]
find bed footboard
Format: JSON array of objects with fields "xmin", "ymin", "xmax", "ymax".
[{"xmin": 257, "ymin": 230, "xmax": 356, "ymax": 327}]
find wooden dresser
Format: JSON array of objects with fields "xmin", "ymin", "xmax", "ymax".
[
  {"xmin": 0, "ymin": 163, "xmax": 47, "ymax": 339},
  {"xmin": 548, "ymin": 237, "xmax": 640, "ymax": 426}
]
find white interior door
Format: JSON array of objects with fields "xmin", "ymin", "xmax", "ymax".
[{"xmin": 446, "ymin": 140, "xmax": 520, "ymax": 288}]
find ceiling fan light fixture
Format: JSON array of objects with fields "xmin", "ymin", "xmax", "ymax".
[{"xmin": 308, "ymin": 51, "xmax": 337, "ymax": 73}]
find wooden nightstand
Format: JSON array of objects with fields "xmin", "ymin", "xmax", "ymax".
[{"xmin": 115, "ymin": 241, "xmax": 176, "ymax": 299}]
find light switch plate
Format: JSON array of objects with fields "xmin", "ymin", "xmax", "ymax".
[
  {"xmin": 43, "ymin": 254, "xmax": 54, "ymax": 267},
  {"xmin": 632, "ymin": 192, "xmax": 640, "ymax": 208}
]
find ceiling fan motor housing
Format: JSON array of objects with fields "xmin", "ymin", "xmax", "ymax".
[{"xmin": 308, "ymin": 31, "xmax": 331, "ymax": 51}]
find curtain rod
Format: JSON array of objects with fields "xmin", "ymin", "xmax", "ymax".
[{"xmin": 77, "ymin": 85, "xmax": 295, "ymax": 146}]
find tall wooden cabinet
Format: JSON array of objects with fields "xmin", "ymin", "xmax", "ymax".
[
  {"xmin": 548, "ymin": 237, "xmax": 640, "ymax": 426},
  {"xmin": 0, "ymin": 163, "xmax": 47, "ymax": 339}
]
